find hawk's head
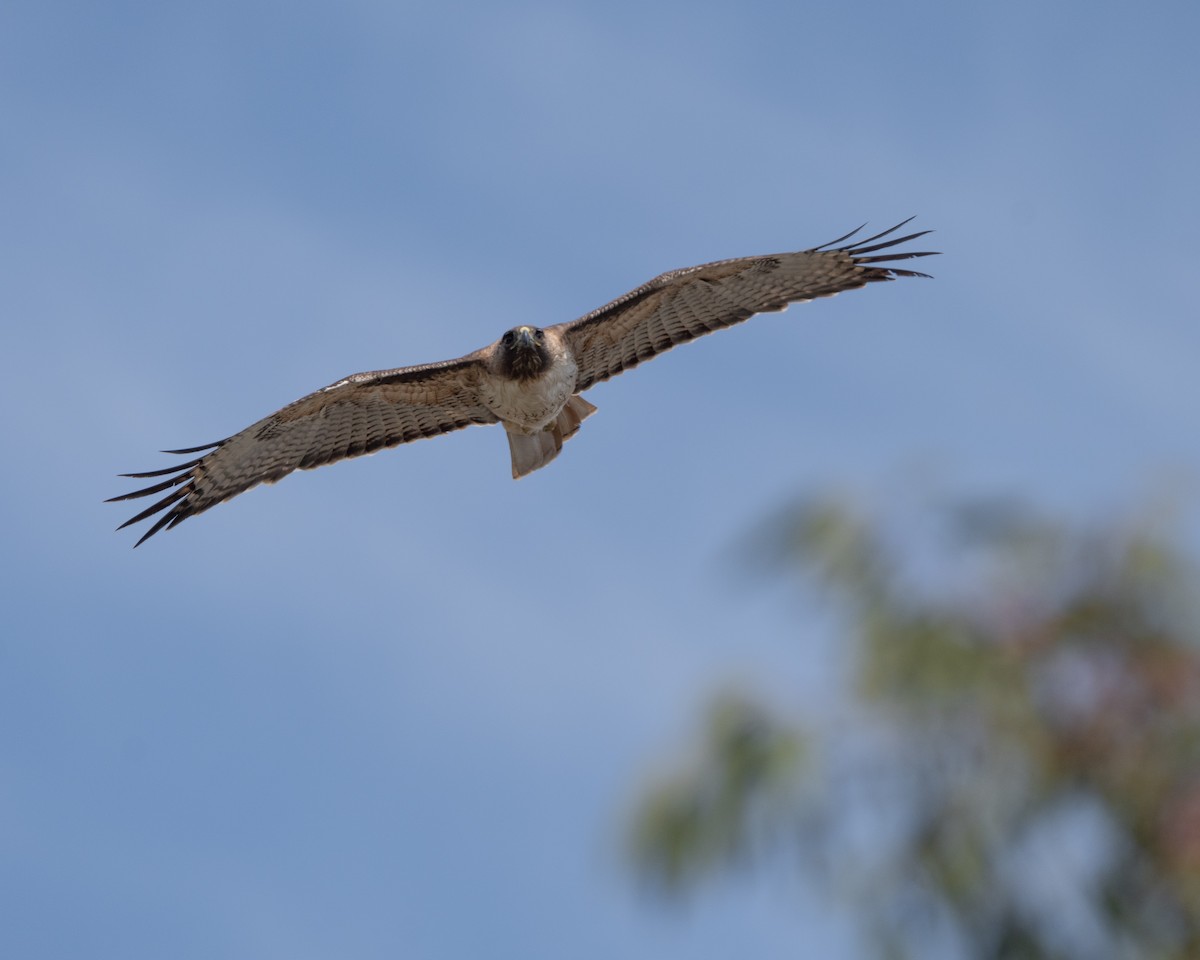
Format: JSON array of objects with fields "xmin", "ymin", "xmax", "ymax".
[{"xmin": 498, "ymin": 325, "xmax": 550, "ymax": 380}]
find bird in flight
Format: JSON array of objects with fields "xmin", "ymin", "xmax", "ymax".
[{"xmin": 110, "ymin": 219, "xmax": 936, "ymax": 545}]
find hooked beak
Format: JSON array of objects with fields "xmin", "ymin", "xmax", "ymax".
[{"xmin": 516, "ymin": 326, "xmax": 536, "ymax": 347}]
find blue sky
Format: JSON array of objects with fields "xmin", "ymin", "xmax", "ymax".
[{"xmin": 3, "ymin": 1, "xmax": 1198, "ymax": 957}]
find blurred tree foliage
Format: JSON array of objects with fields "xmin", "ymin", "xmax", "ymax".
[{"xmin": 629, "ymin": 496, "xmax": 1200, "ymax": 959}]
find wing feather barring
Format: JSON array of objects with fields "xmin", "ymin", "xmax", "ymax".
[{"xmin": 110, "ymin": 220, "xmax": 937, "ymax": 545}]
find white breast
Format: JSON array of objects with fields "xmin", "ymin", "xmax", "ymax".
[{"xmin": 480, "ymin": 356, "xmax": 579, "ymax": 433}]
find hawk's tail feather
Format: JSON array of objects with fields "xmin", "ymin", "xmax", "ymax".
[
  {"xmin": 507, "ymin": 395, "xmax": 598, "ymax": 479},
  {"xmin": 558, "ymin": 395, "xmax": 598, "ymax": 439}
]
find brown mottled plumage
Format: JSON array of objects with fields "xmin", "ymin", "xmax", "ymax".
[{"xmin": 110, "ymin": 220, "xmax": 937, "ymax": 545}]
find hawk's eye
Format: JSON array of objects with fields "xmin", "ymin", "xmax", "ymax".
[
  {"xmin": 502, "ymin": 331, "xmax": 515, "ymax": 346},
  {"xmin": 534, "ymin": 328, "xmax": 545, "ymax": 341}
]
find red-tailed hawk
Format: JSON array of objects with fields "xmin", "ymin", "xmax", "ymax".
[{"xmin": 111, "ymin": 220, "xmax": 936, "ymax": 545}]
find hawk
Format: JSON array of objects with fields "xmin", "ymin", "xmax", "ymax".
[{"xmin": 111, "ymin": 220, "xmax": 936, "ymax": 545}]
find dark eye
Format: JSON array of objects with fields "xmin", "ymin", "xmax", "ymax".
[
  {"xmin": 502, "ymin": 330, "xmax": 515, "ymax": 346},
  {"xmin": 534, "ymin": 328, "xmax": 545, "ymax": 341}
]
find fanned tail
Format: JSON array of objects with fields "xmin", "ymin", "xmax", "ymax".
[{"xmin": 506, "ymin": 396, "xmax": 598, "ymax": 479}]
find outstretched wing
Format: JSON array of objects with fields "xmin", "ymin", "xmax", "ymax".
[
  {"xmin": 550, "ymin": 219, "xmax": 937, "ymax": 392},
  {"xmin": 109, "ymin": 355, "xmax": 499, "ymax": 546}
]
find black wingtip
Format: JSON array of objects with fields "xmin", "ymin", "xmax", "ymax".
[
  {"xmin": 843, "ymin": 216, "xmax": 919, "ymax": 249},
  {"xmin": 848, "ymin": 229, "xmax": 934, "ymax": 256},
  {"xmin": 114, "ymin": 487, "xmax": 188, "ymax": 531},
  {"xmin": 815, "ymin": 222, "xmax": 869, "ymax": 250},
  {"xmin": 114, "ymin": 457, "xmax": 206, "ymax": 482},
  {"xmin": 110, "ymin": 440, "xmax": 222, "ymax": 545},
  {"xmin": 828, "ymin": 218, "xmax": 940, "ymax": 279},
  {"xmin": 873, "ymin": 266, "xmax": 936, "ymax": 280},
  {"xmin": 132, "ymin": 511, "xmax": 179, "ymax": 547},
  {"xmin": 106, "ymin": 472, "xmax": 192, "ymax": 503},
  {"xmin": 161, "ymin": 441, "xmax": 223, "ymax": 455}
]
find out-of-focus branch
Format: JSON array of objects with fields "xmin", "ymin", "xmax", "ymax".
[{"xmin": 629, "ymin": 495, "xmax": 1200, "ymax": 959}]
